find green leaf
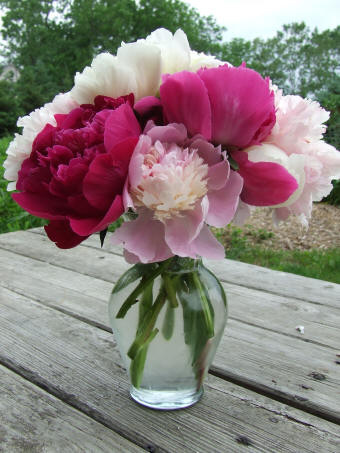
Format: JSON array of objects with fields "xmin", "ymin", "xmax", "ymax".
[
  {"xmin": 127, "ymin": 288, "xmax": 167, "ymax": 359},
  {"xmin": 112, "ymin": 263, "xmax": 156, "ymax": 295},
  {"xmin": 161, "ymin": 301, "xmax": 175, "ymax": 340}
]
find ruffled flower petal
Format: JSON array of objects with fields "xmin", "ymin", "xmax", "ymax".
[
  {"xmin": 3, "ymin": 92, "xmax": 79, "ymax": 189},
  {"xmin": 45, "ymin": 220, "xmax": 89, "ymax": 249},
  {"xmin": 160, "ymin": 71, "xmax": 212, "ymax": 139},
  {"xmin": 111, "ymin": 209, "xmax": 173, "ymax": 263},
  {"xmin": 206, "ymin": 170, "xmax": 243, "ymax": 227},
  {"xmin": 104, "ymin": 104, "xmax": 141, "ymax": 151},
  {"xmin": 198, "ymin": 64, "xmax": 276, "ymax": 148},
  {"xmin": 189, "ymin": 224, "xmax": 225, "ymax": 259},
  {"xmin": 233, "ymin": 148, "xmax": 299, "ymax": 206},
  {"xmin": 164, "ymin": 199, "xmax": 208, "ymax": 257}
]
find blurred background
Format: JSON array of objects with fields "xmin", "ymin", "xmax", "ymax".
[{"xmin": 0, "ymin": 0, "xmax": 339, "ymax": 282}]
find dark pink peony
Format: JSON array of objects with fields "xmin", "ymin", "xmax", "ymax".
[
  {"xmin": 13, "ymin": 95, "xmax": 141, "ymax": 248},
  {"xmin": 159, "ymin": 64, "xmax": 276, "ymax": 149}
]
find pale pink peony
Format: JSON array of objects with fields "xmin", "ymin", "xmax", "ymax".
[
  {"xmin": 267, "ymin": 93, "xmax": 330, "ymax": 155},
  {"xmin": 112, "ymin": 123, "xmax": 243, "ymax": 263},
  {"xmin": 265, "ymin": 93, "xmax": 340, "ymax": 223}
]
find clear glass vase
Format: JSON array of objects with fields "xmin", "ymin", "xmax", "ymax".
[{"xmin": 108, "ymin": 256, "xmax": 227, "ymax": 410}]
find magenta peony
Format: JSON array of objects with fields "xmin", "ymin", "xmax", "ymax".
[
  {"xmin": 12, "ymin": 95, "xmax": 140, "ymax": 248},
  {"xmin": 159, "ymin": 64, "xmax": 276, "ymax": 148}
]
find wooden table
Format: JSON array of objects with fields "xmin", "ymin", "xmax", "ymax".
[{"xmin": 0, "ymin": 228, "xmax": 339, "ymax": 452}]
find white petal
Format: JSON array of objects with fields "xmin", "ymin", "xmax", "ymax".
[
  {"xmin": 117, "ymin": 42, "xmax": 161, "ymax": 100},
  {"xmin": 3, "ymin": 92, "xmax": 78, "ymax": 189},
  {"xmin": 71, "ymin": 53, "xmax": 137, "ymax": 104}
]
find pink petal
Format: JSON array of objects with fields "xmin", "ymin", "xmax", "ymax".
[
  {"xmin": 190, "ymin": 225, "xmax": 225, "ymax": 260},
  {"xmin": 164, "ymin": 200, "xmax": 207, "ymax": 257},
  {"xmin": 198, "ymin": 65, "xmax": 275, "ymax": 148},
  {"xmin": 128, "ymin": 135, "xmax": 152, "ymax": 188},
  {"xmin": 232, "ymin": 200, "xmax": 252, "ymax": 226},
  {"xmin": 233, "ymin": 151, "xmax": 298, "ymax": 206},
  {"xmin": 134, "ymin": 96, "xmax": 163, "ymax": 127},
  {"xmin": 104, "ymin": 104, "xmax": 141, "ymax": 152},
  {"xmin": 206, "ymin": 170, "xmax": 243, "ymax": 227},
  {"xmin": 208, "ymin": 160, "xmax": 230, "ymax": 191},
  {"xmin": 191, "ymin": 138, "xmax": 222, "ymax": 166},
  {"xmin": 111, "ymin": 209, "xmax": 173, "ymax": 263},
  {"xmin": 69, "ymin": 195, "xmax": 124, "ymax": 236},
  {"xmin": 146, "ymin": 123, "xmax": 187, "ymax": 145},
  {"xmin": 134, "ymin": 96, "xmax": 161, "ymax": 115},
  {"xmin": 160, "ymin": 71, "xmax": 211, "ymax": 139}
]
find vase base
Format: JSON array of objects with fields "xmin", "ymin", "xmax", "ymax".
[{"xmin": 130, "ymin": 386, "xmax": 204, "ymax": 410}]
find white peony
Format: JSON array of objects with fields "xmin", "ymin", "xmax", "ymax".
[
  {"xmin": 189, "ymin": 50, "xmax": 224, "ymax": 72},
  {"xmin": 71, "ymin": 28, "xmax": 224, "ymax": 105},
  {"xmin": 3, "ymin": 92, "xmax": 79, "ymax": 190}
]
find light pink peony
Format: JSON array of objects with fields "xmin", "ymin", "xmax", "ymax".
[
  {"xmin": 265, "ymin": 93, "xmax": 340, "ymax": 223},
  {"xmin": 111, "ymin": 123, "xmax": 243, "ymax": 263}
]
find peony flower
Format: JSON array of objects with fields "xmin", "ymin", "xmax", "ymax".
[
  {"xmin": 267, "ymin": 93, "xmax": 330, "ymax": 155},
  {"xmin": 71, "ymin": 28, "xmax": 194, "ymax": 106},
  {"xmin": 265, "ymin": 93, "xmax": 340, "ymax": 223},
  {"xmin": 12, "ymin": 95, "xmax": 140, "ymax": 248},
  {"xmin": 111, "ymin": 122, "xmax": 243, "ymax": 263},
  {"xmin": 159, "ymin": 64, "xmax": 276, "ymax": 148},
  {"xmin": 189, "ymin": 50, "xmax": 224, "ymax": 72},
  {"xmin": 71, "ymin": 28, "xmax": 225, "ymax": 107},
  {"xmin": 4, "ymin": 92, "xmax": 79, "ymax": 190},
  {"xmin": 233, "ymin": 144, "xmax": 302, "ymax": 207}
]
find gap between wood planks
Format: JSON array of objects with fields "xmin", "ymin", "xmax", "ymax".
[{"xmin": 1, "ymin": 229, "xmax": 339, "ymax": 426}]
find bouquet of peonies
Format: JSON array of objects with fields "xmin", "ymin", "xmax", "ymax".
[{"xmin": 4, "ymin": 29, "xmax": 340, "ymax": 399}]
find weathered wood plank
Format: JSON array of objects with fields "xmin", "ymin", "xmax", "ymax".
[
  {"xmin": 0, "ymin": 288, "xmax": 339, "ymax": 453},
  {"xmin": 9, "ymin": 228, "xmax": 340, "ymax": 307},
  {"xmin": 0, "ymin": 365, "xmax": 144, "ymax": 453},
  {"xmin": 0, "ymin": 249, "xmax": 339, "ymax": 424},
  {"xmin": 0, "ymin": 230, "xmax": 339, "ymax": 350}
]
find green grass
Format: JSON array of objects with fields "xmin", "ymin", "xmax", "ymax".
[
  {"xmin": 215, "ymin": 226, "xmax": 340, "ymax": 284},
  {"xmin": 1, "ymin": 135, "xmax": 339, "ymax": 284},
  {"xmin": 0, "ymin": 136, "xmax": 46, "ymax": 233}
]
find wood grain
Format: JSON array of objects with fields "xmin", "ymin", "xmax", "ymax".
[
  {"xmin": 0, "ymin": 288, "xmax": 339, "ymax": 453},
  {"xmin": 0, "ymin": 365, "xmax": 144, "ymax": 452},
  {"xmin": 0, "ymin": 241, "xmax": 339, "ymax": 423}
]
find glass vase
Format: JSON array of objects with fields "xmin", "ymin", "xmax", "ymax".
[{"xmin": 108, "ymin": 256, "xmax": 227, "ymax": 410}]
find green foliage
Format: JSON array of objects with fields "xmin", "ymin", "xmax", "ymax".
[
  {"xmin": 216, "ymin": 224, "xmax": 340, "ymax": 284},
  {"xmin": 0, "ymin": 136, "xmax": 46, "ymax": 233},
  {"xmin": 324, "ymin": 180, "xmax": 340, "ymax": 206},
  {"xmin": 0, "ymin": 0, "xmax": 224, "ymax": 118},
  {"xmin": 220, "ymin": 23, "xmax": 340, "ymax": 100},
  {"xmin": 0, "ymin": 79, "xmax": 23, "ymax": 137}
]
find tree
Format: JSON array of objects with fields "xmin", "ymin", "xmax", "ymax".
[
  {"xmin": 220, "ymin": 23, "xmax": 340, "ymax": 100},
  {"xmin": 0, "ymin": 0, "xmax": 224, "ymax": 118}
]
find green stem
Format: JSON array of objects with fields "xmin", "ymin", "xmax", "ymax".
[
  {"xmin": 162, "ymin": 301, "xmax": 175, "ymax": 340},
  {"xmin": 192, "ymin": 272, "xmax": 215, "ymax": 338},
  {"xmin": 127, "ymin": 286, "xmax": 167, "ymax": 360},
  {"xmin": 116, "ymin": 259, "xmax": 171, "ymax": 319},
  {"xmin": 129, "ymin": 329, "xmax": 159, "ymax": 388},
  {"xmin": 163, "ymin": 274, "xmax": 179, "ymax": 307}
]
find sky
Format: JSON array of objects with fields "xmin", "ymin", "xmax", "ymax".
[
  {"xmin": 185, "ymin": 0, "xmax": 339, "ymax": 40},
  {"xmin": 0, "ymin": 0, "xmax": 339, "ymax": 44}
]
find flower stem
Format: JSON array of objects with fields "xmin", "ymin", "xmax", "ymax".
[
  {"xmin": 116, "ymin": 259, "xmax": 171, "ymax": 319},
  {"xmin": 192, "ymin": 272, "xmax": 215, "ymax": 338},
  {"xmin": 127, "ymin": 285, "xmax": 167, "ymax": 360}
]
